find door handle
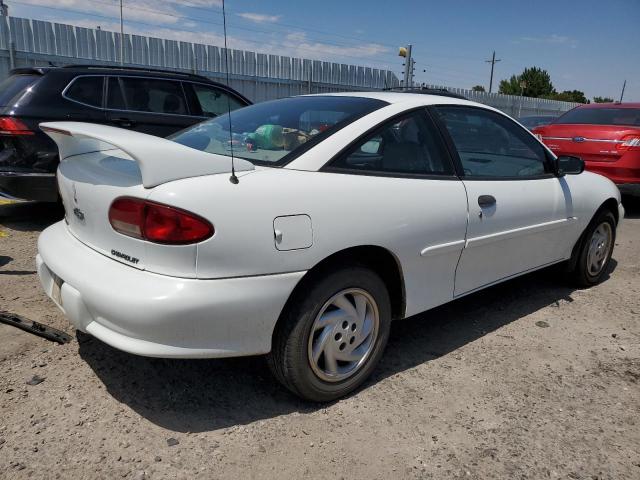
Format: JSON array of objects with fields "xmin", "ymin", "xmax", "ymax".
[
  {"xmin": 478, "ymin": 195, "xmax": 496, "ymax": 208},
  {"xmin": 113, "ymin": 118, "xmax": 134, "ymax": 128}
]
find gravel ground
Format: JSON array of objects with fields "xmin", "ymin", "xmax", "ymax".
[{"xmin": 1, "ymin": 199, "xmax": 639, "ymax": 480}]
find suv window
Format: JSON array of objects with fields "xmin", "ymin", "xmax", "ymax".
[
  {"xmin": 330, "ymin": 110, "xmax": 454, "ymax": 176},
  {"xmin": 189, "ymin": 83, "xmax": 245, "ymax": 117},
  {"xmin": 64, "ymin": 76, "xmax": 103, "ymax": 108},
  {"xmin": 119, "ymin": 77, "xmax": 187, "ymax": 115},
  {"xmin": 435, "ymin": 106, "xmax": 548, "ymax": 178},
  {"xmin": 106, "ymin": 77, "xmax": 126, "ymax": 110}
]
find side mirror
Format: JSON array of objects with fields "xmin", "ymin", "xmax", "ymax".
[{"xmin": 556, "ymin": 155, "xmax": 585, "ymax": 176}]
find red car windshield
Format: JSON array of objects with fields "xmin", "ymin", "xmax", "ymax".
[{"xmin": 555, "ymin": 107, "xmax": 640, "ymax": 127}]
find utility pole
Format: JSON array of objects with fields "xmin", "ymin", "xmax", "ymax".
[
  {"xmin": 408, "ymin": 57, "xmax": 416, "ymax": 87},
  {"xmin": 485, "ymin": 50, "xmax": 501, "ymax": 93},
  {"xmin": 518, "ymin": 80, "xmax": 527, "ymax": 117},
  {"xmin": 619, "ymin": 79, "xmax": 626, "ymax": 103},
  {"xmin": 399, "ymin": 44, "xmax": 412, "ymax": 89},
  {"xmin": 119, "ymin": 0, "xmax": 124, "ymax": 65}
]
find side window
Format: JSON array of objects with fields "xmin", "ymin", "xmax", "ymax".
[
  {"xmin": 65, "ymin": 76, "xmax": 103, "ymax": 108},
  {"xmin": 106, "ymin": 77, "xmax": 126, "ymax": 110},
  {"xmin": 119, "ymin": 77, "xmax": 187, "ymax": 115},
  {"xmin": 330, "ymin": 110, "xmax": 454, "ymax": 176},
  {"xmin": 434, "ymin": 106, "xmax": 549, "ymax": 178},
  {"xmin": 190, "ymin": 83, "xmax": 245, "ymax": 117}
]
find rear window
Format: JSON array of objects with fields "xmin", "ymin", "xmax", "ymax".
[
  {"xmin": 65, "ymin": 76, "xmax": 103, "ymax": 108},
  {"xmin": 170, "ymin": 96, "xmax": 387, "ymax": 165},
  {"xmin": 0, "ymin": 74, "xmax": 40, "ymax": 106},
  {"xmin": 555, "ymin": 107, "xmax": 640, "ymax": 127}
]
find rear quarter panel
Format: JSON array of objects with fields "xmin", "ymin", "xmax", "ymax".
[{"xmin": 148, "ymin": 167, "xmax": 469, "ymax": 317}]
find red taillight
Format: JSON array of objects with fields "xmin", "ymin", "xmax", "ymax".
[
  {"xmin": 108, "ymin": 197, "xmax": 214, "ymax": 245},
  {"xmin": 617, "ymin": 135, "xmax": 640, "ymax": 152},
  {"xmin": 0, "ymin": 116, "xmax": 34, "ymax": 135}
]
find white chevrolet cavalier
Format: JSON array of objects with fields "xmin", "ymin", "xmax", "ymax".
[{"xmin": 37, "ymin": 92, "xmax": 623, "ymax": 401}]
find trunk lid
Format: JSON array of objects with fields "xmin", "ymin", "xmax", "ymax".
[
  {"xmin": 57, "ymin": 150, "xmax": 157, "ymax": 272},
  {"xmin": 536, "ymin": 124, "xmax": 640, "ymax": 163},
  {"xmin": 44, "ymin": 121, "xmax": 255, "ymax": 278}
]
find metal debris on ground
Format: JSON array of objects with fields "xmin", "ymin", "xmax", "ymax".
[{"xmin": 0, "ymin": 311, "xmax": 72, "ymax": 344}]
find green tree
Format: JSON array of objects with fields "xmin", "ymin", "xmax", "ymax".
[
  {"xmin": 593, "ymin": 96, "xmax": 614, "ymax": 103},
  {"xmin": 471, "ymin": 85, "xmax": 485, "ymax": 92},
  {"xmin": 546, "ymin": 90, "xmax": 589, "ymax": 103},
  {"xmin": 498, "ymin": 67, "xmax": 555, "ymax": 97}
]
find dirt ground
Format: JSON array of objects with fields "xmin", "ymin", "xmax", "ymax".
[{"xmin": 1, "ymin": 199, "xmax": 639, "ymax": 480}]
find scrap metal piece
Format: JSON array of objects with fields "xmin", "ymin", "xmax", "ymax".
[{"xmin": 0, "ymin": 311, "xmax": 71, "ymax": 344}]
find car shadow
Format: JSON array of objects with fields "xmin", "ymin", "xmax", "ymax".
[
  {"xmin": 0, "ymin": 201, "xmax": 63, "ymax": 232},
  {"xmin": 622, "ymin": 195, "xmax": 640, "ymax": 219},
  {"xmin": 76, "ymin": 259, "xmax": 617, "ymax": 433}
]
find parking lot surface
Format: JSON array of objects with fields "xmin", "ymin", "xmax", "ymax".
[{"xmin": 1, "ymin": 200, "xmax": 639, "ymax": 480}]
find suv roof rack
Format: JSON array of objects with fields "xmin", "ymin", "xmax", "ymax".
[
  {"xmin": 382, "ymin": 86, "xmax": 467, "ymax": 100},
  {"xmin": 60, "ymin": 64, "xmax": 212, "ymax": 82}
]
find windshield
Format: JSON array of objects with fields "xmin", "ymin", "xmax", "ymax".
[
  {"xmin": 555, "ymin": 107, "xmax": 640, "ymax": 127},
  {"xmin": 169, "ymin": 96, "xmax": 388, "ymax": 165}
]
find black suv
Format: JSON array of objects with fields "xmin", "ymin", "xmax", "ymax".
[{"xmin": 0, "ymin": 65, "xmax": 251, "ymax": 202}]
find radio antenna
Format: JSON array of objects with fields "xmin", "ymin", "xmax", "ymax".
[{"xmin": 222, "ymin": 0, "xmax": 238, "ymax": 184}]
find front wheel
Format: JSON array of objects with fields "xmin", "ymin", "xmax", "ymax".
[
  {"xmin": 268, "ymin": 266, "xmax": 391, "ymax": 402},
  {"xmin": 570, "ymin": 209, "xmax": 616, "ymax": 287}
]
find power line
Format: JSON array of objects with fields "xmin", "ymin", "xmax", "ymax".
[
  {"xmin": 7, "ymin": 0, "xmax": 399, "ymax": 68},
  {"xmin": 73, "ymin": 0, "xmax": 400, "ymax": 58},
  {"xmin": 142, "ymin": 0, "xmax": 402, "ymax": 50}
]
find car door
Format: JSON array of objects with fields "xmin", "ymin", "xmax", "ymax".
[
  {"xmin": 105, "ymin": 76, "xmax": 194, "ymax": 137},
  {"xmin": 431, "ymin": 105, "xmax": 578, "ymax": 296},
  {"xmin": 325, "ymin": 109, "xmax": 468, "ymax": 316}
]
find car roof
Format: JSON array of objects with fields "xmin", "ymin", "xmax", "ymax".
[
  {"xmin": 11, "ymin": 65, "xmax": 212, "ymax": 82},
  {"xmin": 574, "ymin": 102, "xmax": 640, "ymax": 109},
  {"xmin": 306, "ymin": 91, "xmax": 492, "ymax": 110},
  {"xmin": 381, "ymin": 87, "xmax": 468, "ymax": 100}
]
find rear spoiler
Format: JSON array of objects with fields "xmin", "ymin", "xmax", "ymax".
[{"xmin": 40, "ymin": 121, "xmax": 254, "ymax": 188}]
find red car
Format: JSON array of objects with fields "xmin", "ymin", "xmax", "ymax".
[{"xmin": 533, "ymin": 103, "xmax": 640, "ymax": 196}]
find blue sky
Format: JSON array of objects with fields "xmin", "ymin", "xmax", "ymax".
[{"xmin": 7, "ymin": 0, "xmax": 640, "ymax": 101}]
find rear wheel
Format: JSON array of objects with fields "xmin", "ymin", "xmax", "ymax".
[
  {"xmin": 268, "ymin": 266, "xmax": 391, "ymax": 402},
  {"xmin": 569, "ymin": 209, "xmax": 616, "ymax": 287}
]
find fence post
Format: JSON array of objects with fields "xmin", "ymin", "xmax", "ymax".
[{"xmin": 9, "ymin": 39, "xmax": 14, "ymax": 69}]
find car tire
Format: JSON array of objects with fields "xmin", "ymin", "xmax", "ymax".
[
  {"xmin": 268, "ymin": 266, "xmax": 391, "ymax": 402},
  {"xmin": 569, "ymin": 209, "xmax": 616, "ymax": 287}
]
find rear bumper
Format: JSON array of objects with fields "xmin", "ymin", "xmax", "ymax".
[
  {"xmin": 0, "ymin": 171, "xmax": 58, "ymax": 202},
  {"xmin": 0, "ymin": 132, "xmax": 59, "ymax": 201},
  {"xmin": 585, "ymin": 151, "xmax": 640, "ymax": 191},
  {"xmin": 37, "ymin": 222, "xmax": 305, "ymax": 358}
]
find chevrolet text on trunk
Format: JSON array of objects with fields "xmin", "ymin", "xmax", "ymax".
[{"xmin": 37, "ymin": 92, "xmax": 623, "ymax": 401}]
